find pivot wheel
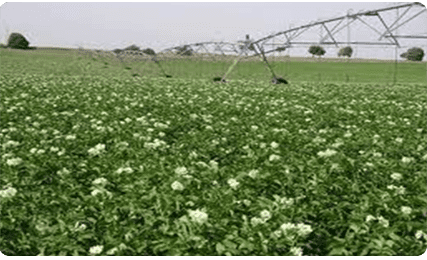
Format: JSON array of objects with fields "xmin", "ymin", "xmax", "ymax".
[
  {"xmin": 271, "ymin": 77, "xmax": 288, "ymax": 84},
  {"xmin": 213, "ymin": 77, "xmax": 227, "ymax": 83}
]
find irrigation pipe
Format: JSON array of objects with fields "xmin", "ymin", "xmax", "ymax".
[
  {"xmin": 151, "ymin": 56, "xmax": 172, "ymax": 78},
  {"xmin": 212, "ymin": 52, "xmax": 247, "ymax": 83},
  {"xmin": 253, "ymin": 43, "xmax": 288, "ymax": 84}
]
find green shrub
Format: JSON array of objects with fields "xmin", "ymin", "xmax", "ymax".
[
  {"xmin": 400, "ymin": 47, "xmax": 424, "ymax": 61},
  {"xmin": 7, "ymin": 33, "xmax": 30, "ymax": 49},
  {"xmin": 124, "ymin": 45, "xmax": 140, "ymax": 51},
  {"xmin": 142, "ymin": 48, "xmax": 156, "ymax": 56},
  {"xmin": 338, "ymin": 46, "xmax": 353, "ymax": 58},
  {"xmin": 308, "ymin": 45, "xmax": 326, "ymax": 58}
]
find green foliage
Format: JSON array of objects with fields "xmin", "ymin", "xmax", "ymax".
[
  {"xmin": 275, "ymin": 47, "xmax": 287, "ymax": 52},
  {"xmin": 338, "ymin": 46, "xmax": 353, "ymax": 58},
  {"xmin": 1, "ymin": 49, "xmax": 427, "ymax": 255},
  {"xmin": 308, "ymin": 45, "xmax": 326, "ymax": 57},
  {"xmin": 142, "ymin": 48, "xmax": 156, "ymax": 56},
  {"xmin": 123, "ymin": 45, "xmax": 140, "ymax": 51},
  {"xmin": 400, "ymin": 47, "xmax": 424, "ymax": 61},
  {"xmin": 112, "ymin": 49, "xmax": 122, "ymax": 54},
  {"xmin": 7, "ymin": 33, "xmax": 30, "ymax": 49},
  {"xmin": 1, "ymin": 48, "xmax": 427, "ymax": 256},
  {"xmin": 1, "ymin": 48, "xmax": 426, "ymax": 84}
]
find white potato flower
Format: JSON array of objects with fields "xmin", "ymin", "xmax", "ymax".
[
  {"xmin": 116, "ymin": 167, "xmax": 134, "ymax": 174},
  {"xmin": 272, "ymin": 229, "xmax": 282, "ymax": 238},
  {"xmin": 175, "ymin": 166, "xmax": 188, "ymax": 176},
  {"xmin": 395, "ymin": 186, "xmax": 405, "ymax": 195},
  {"xmin": 260, "ymin": 210, "xmax": 272, "ymax": 221},
  {"xmin": 395, "ymin": 137, "xmax": 403, "ymax": 143},
  {"xmin": 269, "ymin": 154, "xmax": 281, "ymax": 161},
  {"xmin": 387, "ymin": 185, "xmax": 396, "ymax": 190},
  {"xmin": 65, "ymin": 134, "xmax": 76, "ymax": 140},
  {"xmin": 171, "ymin": 181, "xmax": 184, "ymax": 191},
  {"xmin": 3, "ymin": 140, "xmax": 19, "ymax": 148},
  {"xmin": 377, "ymin": 216, "xmax": 389, "ymax": 228},
  {"xmin": 0, "ymin": 187, "xmax": 17, "ymax": 198},
  {"xmin": 317, "ymin": 149, "xmax": 337, "ymax": 158},
  {"xmin": 290, "ymin": 247, "xmax": 303, "ymax": 256},
  {"xmin": 92, "ymin": 177, "xmax": 108, "ymax": 187},
  {"xmin": 415, "ymin": 230, "xmax": 425, "ymax": 239},
  {"xmin": 401, "ymin": 156, "xmax": 414, "ymax": 163},
  {"xmin": 106, "ymin": 247, "xmax": 118, "ymax": 255},
  {"xmin": 89, "ymin": 245, "xmax": 104, "ymax": 255},
  {"xmin": 209, "ymin": 160, "xmax": 219, "ymax": 172},
  {"xmin": 88, "ymin": 144, "xmax": 105, "ymax": 156},
  {"xmin": 271, "ymin": 141, "xmax": 279, "ymax": 149},
  {"xmin": 248, "ymin": 169, "xmax": 258, "ymax": 179},
  {"xmin": 343, "ymin": 132, "xmax": 352, "ymax": 138},
  {"xmin": 390, "ymin": 173, "xmax": 402, "ymax": 181},
  {"xmin": 188, "ymin": 209, "xmax": 208, "ymax": 224},
  {"xmin": 401, "ymin": 206, "xmax": 412, "ymax": 215},
  {"xmin": 91, "ymin": 189, "xmax": 103, "ymax": 196},
  {"xmin": 6, "ymin": 157, "xmax": 22, "ymax": 166},
  {"xmin": 251, "ymin": 217, "xmax": 264, "ymax": 227},
  {"xmin": 296, "ymin": 223, "xmax": 313, "ymax": 236},
  {"xmin": 366, "ymin": 215, "xmax": 376, "ymax": 222},
  {"xmin": 280, "ymin": 222, "xmax": 296, "ymax": 232},
  {"xmin": 227, "ymin": 178, "xmax": 240, "ymax": 189}
]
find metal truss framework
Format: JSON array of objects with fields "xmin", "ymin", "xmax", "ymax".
[
  {"xmin": 161, "ymin": 41, "xmax": 242, "ymax": 56},
  {"xmin": 159, "ymin": 2, "xmax": 426, "ymax": 57},
  {"xmin": 96, "ymin": 2, "xmax": 425, "ymax": 83}
]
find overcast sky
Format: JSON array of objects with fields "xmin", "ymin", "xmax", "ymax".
[{"xmin": 0, "ymin": 1, "xmax": 426, "ymax": 59}]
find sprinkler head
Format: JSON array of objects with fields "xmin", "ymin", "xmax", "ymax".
[
  {"xmin": 213, "ymin": 77, "xmax": 227, "ymax": 83},
  {"xmin": 271, "ymin": 77, "xmax": 288, "ymax": 84}
]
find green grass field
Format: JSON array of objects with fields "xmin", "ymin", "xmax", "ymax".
[
  {"xmin": 1, "ymin": 48, "xmax": 426, "ymax": 256},
  {"xmin": 1, "ymin": 48, "xmax": 426, "ymax": 84}
]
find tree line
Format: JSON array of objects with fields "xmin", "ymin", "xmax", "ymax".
[
  {"xmin": 307, "ymin": 45, "xmax": 424, "ymax": 61},
  {"xmin": 1, "ymin": 32, "xmax": 425, "ymax": 62}
]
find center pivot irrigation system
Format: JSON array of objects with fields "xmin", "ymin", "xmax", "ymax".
[{"xmin": 116, "ymin": 2, "xmax": 426, "ymax": 84}]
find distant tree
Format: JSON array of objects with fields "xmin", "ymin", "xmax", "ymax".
[
  {"xmin": 338, "ymin": 46, "xmax": 353, "ymax": 58},
  {"xmin": 7, "ymin": 32, "xmax": 29, "ymax": 49},
  {"xmin": 112, "ymin": 48, "xmax": 122, "ymax": 54},
  {"xmin": 124, "ymin": 44, "xmax": 140, "ymax": 51},
  {"xmin": 400, "ymin": 47, "xmax": 424, "ymax": 61},
  {"xmin": 308, "ymin": 45, "xmax": 326, "ymax": 58},
  {"xmin": 176, "ymin": 45, "xmax": 193, "ymax": 56},
  {"xmin": 275, "ymin": 46, "xmax": 287, "ymax": 52},
  {"xmin": 142, "ymin": 48, "xmax": 156, "ymax": 55}
]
